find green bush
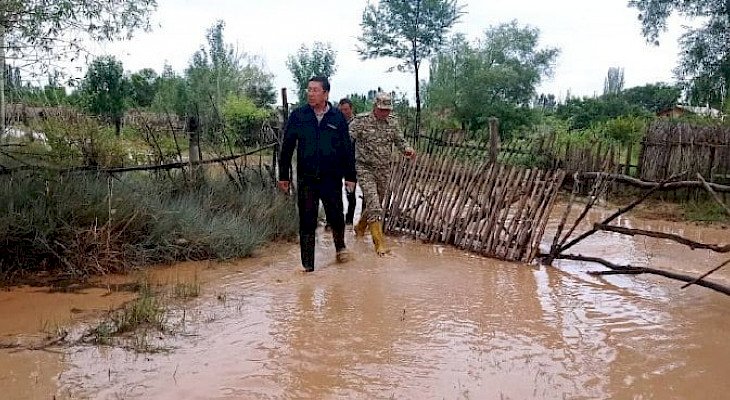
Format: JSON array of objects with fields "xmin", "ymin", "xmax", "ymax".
[{"xmin": 221, "ymin": 95, "xmax": 271, "ymax": 147}]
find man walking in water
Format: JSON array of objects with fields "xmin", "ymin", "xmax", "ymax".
[
  {"xmin": 338, "ymin": 97, "xmax": 358, "ymax": 225},
  {"xmin": 350, "ymin": 92, "xmax": 415, "ymax": 256},
  {"xmin": 278, "ymin": 76, "xmax": 356, "ymax": 272}
]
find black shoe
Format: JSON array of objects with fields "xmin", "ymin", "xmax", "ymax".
[
  {"xmin": 345, "ymin": 218, "xmax": 353, "ymax": 225},
  {"xmin": 303, "ymin": 265, "xmax": 314, "ymax": 272}
]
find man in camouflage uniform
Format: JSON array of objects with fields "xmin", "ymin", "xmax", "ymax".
[{"xmin": 350, "ymin": 92, "xmax": 415, "ymax": 255}]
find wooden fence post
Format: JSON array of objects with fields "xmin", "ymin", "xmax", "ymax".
[
  {"xmin": 273, "ymin": 88, "xmax": 289, "ymax": 183},
  {"xmin": 186, "ymin": 115, "xmax": 201, "ymax": 177},
  {"xmin": 277, "ymin": 88, "xmax": 290, "ymax": 182},
  {"xmin": 489, "ymin": 117, "xmax": 500, "ymax": 164}
]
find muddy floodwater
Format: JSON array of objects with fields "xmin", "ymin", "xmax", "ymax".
[{"xmin": 1, "ymin": 206, "xmax": 730, "ymax": 399}]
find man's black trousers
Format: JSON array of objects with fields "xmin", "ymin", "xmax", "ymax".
[
  {"xmin": 297, "ymin": 178, "xmax": 346, "ymax": 271},
  {"xmin": 345, "ymin": 189, "xmax": 356, "ymax": 224}
]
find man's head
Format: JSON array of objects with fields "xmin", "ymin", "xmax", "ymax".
[
  {"xmin": 338, "ymin": 98, "xmax": 354, "ymax": 120},
  {"xmin": 307, "ymin": 76, "xmax": 330, "ymax": 108},
  {"xmin": 373, "ymin": 91, "xmax": 393, "ymax": 120}
]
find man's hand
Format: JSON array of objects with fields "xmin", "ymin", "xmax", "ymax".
[
  {"xmin": 404, "ymin": 148, "xmax": 416, "ymax": 160},
  {"xmin": 277, "ymin": 180, "xmax": 290, "ymax": 194},
  {"xmin": 345, "ymin": 181, "xmax": 356, "ymax": 193}
]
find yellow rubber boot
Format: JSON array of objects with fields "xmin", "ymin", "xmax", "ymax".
[
  {"xmin": 354, "ymin": 217, "xmax": 368, "ymax": 237},
  {"xmin": 369, "ymin": 220, "xmax": 390, "ymax": 256}
]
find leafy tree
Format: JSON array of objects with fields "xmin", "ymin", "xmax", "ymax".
[
  {"xmin": 152, "ymin": 64, "xmax": 188, "ymax": 117},
  {"xmin": 628, "ymin": 0, "xmax": 729, "ymax": 109},
  {"xmin": 78, "ymin": 56, "xmax": 130, "ymax": 135},
  {"xmin": 285, "ymin": 42, "xmax": 337, "ymax": 104},
  {"xmin": 603, "ymin": 67, "xmax": 625, "ymax": 96},
  {"xmin": 556, "ymin": 95, "xmax": 650, "ymax": 131},
  {"xmin": 358, "ymin": 0, "xmax": 464, "ymax": 133},
  {"xmin": 0, "ymin": 0, "xmax": 157, "ymax": 134},
  {"xmin": 425, "ymin": 22, "xmax": 559, "ymax": 136},
  {"xmin": 129, "ymin": 68, "xmax": 159, "ymax": 108},
  {"xmin": 621, "ymin": 82, "xmax": 680, "ymax": 113},
  {"xmin": 185, "ymin": 21, "xmax": 276, "ymax": 134},
  {"xmin": 185, "ymin": 21, "xmax": 275, "ymax": 150}
]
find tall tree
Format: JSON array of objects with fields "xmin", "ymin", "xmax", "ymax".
[
  {"xmin": 78, "ymin": 56, "xmax": 130, "ymax": 135},
  {"xmin": 603, "ymin": 67, "xmax": 625, "ymax": 96},
  {"xmin": 425, "ymin": 22, "xmax": 559, "ymax": 135},
  {"xmin": 628, "ymin": 0, "xmax": 730, "ymax": 109},
  {"xmin": 185, "ymin": 21, "xmax": 275, "ymax": 133},
  {"xmin": 358, "ymin": 0, "xmax": 464, "ymax": 133},
  {"xmin": 285, "ymin": 42, "xmax": 337, "ymax": 104},
  {"xmin": 0, "ymin": 0, "xmax": 157, "ymax": 135}
]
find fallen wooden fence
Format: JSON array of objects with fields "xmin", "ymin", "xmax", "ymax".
[
  {"xmin": 543, "ymin": 171, "xmax": 730, "ymax": 296},
  {"xmin": 383, "ymin": 153, "xmax": 566, "ymax": 262}
]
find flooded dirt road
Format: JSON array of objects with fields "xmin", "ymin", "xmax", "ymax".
[{"xmin": 2, "ymin": 206, "xmax": 730, "ymax": 399}]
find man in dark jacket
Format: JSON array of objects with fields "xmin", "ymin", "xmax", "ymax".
[{"xmin": 278, "ymin": 76, "xmax": 356, "ymax": 272}]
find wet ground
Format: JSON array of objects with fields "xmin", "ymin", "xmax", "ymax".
[{"xmin": 1, "ymin": 204, "xmax": 730, "ymax": 399}]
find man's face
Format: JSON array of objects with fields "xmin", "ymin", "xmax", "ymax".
[
  {"xmin": 307, "ymin": 81, "xmax": 328, "ymax": 108},
  {"xmin": 373, "ymin": 107, "xmax": 391, "ymax": 120},
  {"xmin": 340, "ymin": 103, "xmax": 353, "ymax": 120}
]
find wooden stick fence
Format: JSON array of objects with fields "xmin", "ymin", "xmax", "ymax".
[{"xmin": 383, "ymin": 151, "xmax": 566, "ymax": 262}]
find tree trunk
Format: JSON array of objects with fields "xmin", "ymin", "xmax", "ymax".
[
  {"xmin": 1, "ymin": 24, "xmax": 5, "ymax": 139},
  {"xmin": 414, "ymin": 62, "xmax": 421, "ymax": 138}
]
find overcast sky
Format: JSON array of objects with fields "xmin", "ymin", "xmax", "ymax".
[{"xmin": 86, "ymin": 0, "xmax": 686, "ymax": 104}]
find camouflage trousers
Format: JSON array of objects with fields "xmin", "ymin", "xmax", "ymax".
[{"xmin": 357, "ymin": 163, "xmax": 390, "ymax": 223}]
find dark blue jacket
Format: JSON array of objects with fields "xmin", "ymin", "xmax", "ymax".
[{"xmin": 278, "ymin": 103, "xmax": 357, "ymax": 183}]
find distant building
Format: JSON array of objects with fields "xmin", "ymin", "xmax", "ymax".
[{"xmin": 657, "ymin": 104, "xmax": 724, "ymax": 120}]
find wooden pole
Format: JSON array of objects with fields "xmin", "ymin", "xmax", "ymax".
[
  {"xmin": 489, "ymin": 117, "xmax": 500, "ymax": 164},
  {"xmin": 275, "ymin": 88, "xmax": 289, "ymax": 183}
]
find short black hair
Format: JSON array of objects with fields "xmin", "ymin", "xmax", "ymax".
[
  {"xmin": 338, "ymin": 98, "xmax": 353, "ymax": 107},
  {"xmin": 309, "ymin": 76, "xmax": 330, "ymax": 92}
]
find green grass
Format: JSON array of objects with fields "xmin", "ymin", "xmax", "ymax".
[
  {"xmin": 88, "ymin": 283, "xmax": 166, "ymax": 346},
  {"xmin": 0, "ymin": 169, "xmax": 298, "ymax": 279},
  {"xmin": 681, "ymin": 200, "xmax": 730, "ymax": 223}
]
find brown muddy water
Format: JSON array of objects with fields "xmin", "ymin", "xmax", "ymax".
[{"xmin": 1, "ymin": 205, "xmax": 730, "ymax": 399}]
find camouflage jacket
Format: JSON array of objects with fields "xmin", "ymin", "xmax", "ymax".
[{"xmin": 350, "ymin": 112, "xmax": 411, "ymax": 168}]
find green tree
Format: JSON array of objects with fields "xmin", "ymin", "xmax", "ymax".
[
  {"xmin": 78, "ymin": 56, "xmax": 130, "ymax": 135},
  {"xmin": 185, "ymin": 21, "xmax": 275, "ymax": 133},
  {"xmin": 285, "ymin": 42, "xmax": 337, "ymax": 104},
  {"xmin": 129, "ymin": 68, "xmax": 159, "ymax": 108},
  {"xmin": 152, "ymin": 64, "xmax": 188, "ymax": 117},
  {"xmin": 425, "ymin": 22, "xmax": 559, "ymax": 135},
  {"xmin": 556, "ymin": 95, "xmax": 649, "ymax": 131},
  {"xmin": 0, "ymin": 0, "xmax": 157, "ymax": 135},
  {"xmin": 358, "ymin": 0, "xmax": 464, "ymax": 133},
  {"xmin": 628, "ymin": 0, "xmax": 729, "ymax": 109},
  {"xmin": 621, "ymin": 82, "xmax": 680, "ymax": 113}
]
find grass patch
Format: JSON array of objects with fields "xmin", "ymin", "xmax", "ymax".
[
  {"xmin": 172, "ymin": 281, "xmax": 201, "ymax": 299},
  {"xmin": 0, "ymin": 170, "xmax": 298, "ymax": 279},
  {"xmin": 87, "ymin": 283, "xmax": 166, "ymax": 346},
  {"xmin": 681, "ymin": 200, "xmax": 730, "ymax": 223}
]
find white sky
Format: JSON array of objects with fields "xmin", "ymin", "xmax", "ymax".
[{"xmin": 86, "ymin": 0, "xmax": 687, "ymax": 104}]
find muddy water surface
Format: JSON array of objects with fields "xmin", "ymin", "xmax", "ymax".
[{"xmin": 2, "ymin": 206, "xmax": 730, "ymax": 399}]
